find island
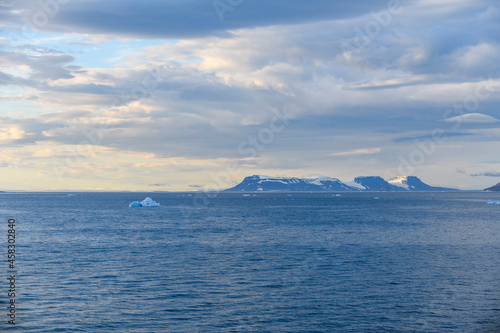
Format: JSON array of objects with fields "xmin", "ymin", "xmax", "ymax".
[
  {"xmin": 225, "ymin": 175, "xmax": 458, "ymax": 192},
  {"xmin": 484, "ymin": 183, "xmax": 500, "ymax": 192}
]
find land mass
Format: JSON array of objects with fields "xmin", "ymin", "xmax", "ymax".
[
  {"xmin": 225, "ymin": 175, "xmax": 458, "ymax": 192},
  {"xmin": 484, "ymin": 183, "xmax": 500, "ymax": 192}
]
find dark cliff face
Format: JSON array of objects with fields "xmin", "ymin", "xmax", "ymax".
[{"xmin": 484, "ymin": 183, "xmax": 500, "ymax": 192}]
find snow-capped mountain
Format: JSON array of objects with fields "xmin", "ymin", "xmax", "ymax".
[
  {"xmin": 225, "ymin": 175, "xmax": 357, "ymax": 192},
  {"xmin": 484, "ymin": 182, "xmax": 500, "ymax": 192},
  {"xmin": 388, "ymin": 176, "xmax": 457, "ymax": 192},
  {"xmin": 225, "ymin": 175, "xmax": 459, "ymax": 192},
  {"xmin": 350, "ymin": 176, "xmax": 406, "ymax": 192}
]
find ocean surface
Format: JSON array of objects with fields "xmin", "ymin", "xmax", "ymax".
[{"xmin": 1, "ymin": 191, "xmax": 500, "ymax": 332}]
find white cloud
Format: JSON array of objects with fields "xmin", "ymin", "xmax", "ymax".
[
  {"xmin": 444, "ymin": 113, "xmax": 499, "ymax": 124},
  {"xmin": 0, "ymin": 126, "xmax": 26, "ymax": 141},
  {"xmin": 329, "ymin": 148, "xmax": 381, "ymax": 157},
  {"xmin": 456, "ymin": 43, "xmax": 500, "ymax": 68}
]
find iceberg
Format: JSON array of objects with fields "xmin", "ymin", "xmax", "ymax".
[
  {"xmin": 129, "ymin": 197, "xmax": 161, "ymax": 207},
  {"xmin": 487, "ymin": 200, "xmax": 500, "ymax": 204},
  {"xmin": 141, "ymin": 197, "xmax": 161, "ymax": 207}
]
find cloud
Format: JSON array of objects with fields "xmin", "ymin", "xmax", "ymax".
[
  {"xmin": 1, "ymin": 0, "xmax": 500, "ymax": 190},
  {"xmin": 0, "ymin": 127, "xmax": 26, "ymax": 141},
  {"xmin": 0, "ymin": 70, "xmax": 35, "ymax": 87},
  {"xmin": 28, "ymin": 54, "xmax": 76, "ymax": 80},
  {"xmin": 444, "ymin": 113, "xmax": 500, "ymax": 124},
  {"xmin": 329, "ymin": 148, "xmax": 381, "ymax": 157},
  {"xmin": 9, "ymin": 0, "xmax": 392, "ymax": 39},
  {"xmin": 31, "ymin": 149, "xmax": 70, "ymax": 158},
  {"xmin": 0, "ymin": 48, "xmax": 80, "ymax": 84},
  {"xmin": 470, "ymin": 172, "xmax": 500, "ymax": 177},
  {"xmin": 393, "ymin": 132, "xmax": 473, "ymax": 143}
]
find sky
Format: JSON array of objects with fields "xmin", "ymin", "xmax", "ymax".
[{"xmin": 0, "ymin": 0, "xmax": 500, "ymax": 191}]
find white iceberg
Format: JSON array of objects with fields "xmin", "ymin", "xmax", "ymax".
[
  {"xmin": 129, "ymin": 197, "xmax": 161, "ymax": 207},
  {"xmin": 487, "ymin": 200, "xmax": 500, "ymax": 204},
  {"xmin": 141, "ymin": 197, "xmax": 160, "ymax": 207}
]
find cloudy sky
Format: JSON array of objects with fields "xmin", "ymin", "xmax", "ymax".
[{"xmin": 1, "ymin": 0, "xmax": 499, "ymax": 191}]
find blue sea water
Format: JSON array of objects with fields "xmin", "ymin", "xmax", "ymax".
[{"xmin": 1, "ymin": 191, "xmax": 500, "ymax": 332}]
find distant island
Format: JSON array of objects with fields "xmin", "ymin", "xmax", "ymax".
[
  {"xmin": 225, "ymin": 175, "xmax": 458, "ymax": 192},
  {"xmin": 484, "ymin": 183, "xmax": 500, "ymax": 192}
]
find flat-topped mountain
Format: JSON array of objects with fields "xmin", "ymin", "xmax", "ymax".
[
  {"xmin": 484, "ymin": 183, "xmax": 500, "ymax": 191},
  {"xmin": 388, "ymin": 176, "xmax": 457, "ymax": 192},
  {"xmin": 225, "ymin": 175, "xmax": 459, "ymax": 192},
  {"xmin": 226, "ymin": 175, "xmax": 355, "ymax": 192},
  {"xmin": 348, "ymin": 176, "xmax": 406, "ymax": 191}
]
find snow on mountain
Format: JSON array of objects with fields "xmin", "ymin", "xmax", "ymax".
[
  {"xmin": 353, "ymin": 176, "xmax": 406, "ymax": 192},
  {"xmin": 387, "ymin": 176, "xmax": 411, "ymax": 190},
  {"xmin": 344, "ymin": 180, "xmax": 366, "ymax": 190},
  {"xmin": 225, "ymin": 175, "xmax": 459, "ymax": 192},
  {"xmin": 225, "ymin": 175, "xmax": 358, "ymax": 192},
  {"xmin": 388, "ymin": 176, "xmax": 457, "ymax": 192},
  {"xmin": 305, "ymin": 175, "xmax": 340, "ymax": 186}
]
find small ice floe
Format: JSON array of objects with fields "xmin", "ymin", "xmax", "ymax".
[
  {"xmin": 129, "ymin": 197, "xmax": 161, "ymax": 207},
  {"xmin": 487, "ymin": 200, "xmax": 500, "ymax": 204},
  {"xmin": 66, "ymin": 194, "xmax": 77, "ymax": 197},
  {"xmin": 243, "ymin": 194, "xmax": 251, "ymax": 197},
  {"xmin": 374, "ymin": 197, "xmax": 380, "ymax": 200},
  {"xmin": 336, "ymin": 194, "xmax": 342, "ymax": 197}
]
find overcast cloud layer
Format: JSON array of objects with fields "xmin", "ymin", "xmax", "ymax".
[{"xmin": 1, "ymin": 0, "xmax": 500, "ymax": 191}]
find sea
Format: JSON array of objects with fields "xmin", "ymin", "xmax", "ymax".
[{"xmin": 1, "ymin": 191, "xmax": 500, "ymax": 332}]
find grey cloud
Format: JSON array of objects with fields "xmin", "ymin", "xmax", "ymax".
[
  {"xmin": 0, "ymin": 48, "xmax": 78, "ymax": 82},
  {"xmin": 481, "ymin": 161, "xmax": 500, "ymax": 164},
  {"xmin": 45, "ymin": 83, "xmax": 118, "ymax": 95},
  {"xmin": 29, "ymin": 54, "xmax": 76, "ymax": 80},
  {"xmin": 0, "ymin": 2, "xmax": 19, "ymax": 23},
  {"xmin": 470, "ymin": 172, "xmax": 500, "ymax": 177},
  {"xmin": 393, "ymin": 132, "xmax": 473, "ymax": 143},
  {"xmin": 11, "ymin": 0, "xmax": 393, "ymax": 38},
  {"xmin": 0, "ymin": 70, "xmax": 35, "ymax": 86},
  {"xmin": 342, "ymin": 2, "xmax": 500, "ymax": 81},
  {"xmin": 0, "ymin": 71, "xmax": 14, "ymax": 84}
]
